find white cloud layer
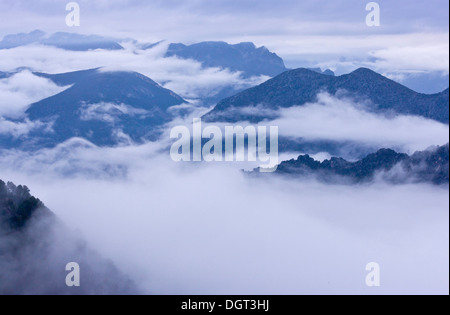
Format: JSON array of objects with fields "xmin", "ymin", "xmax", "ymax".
[
  {"xmin": 281, "ymin": 33, "xmax": 449, "ymax": 74},
  {"xmin": 0, "ymin": 70, "xmax": 69, "ymax": 118},
  {"xmin": 1, "ymin": 87, "xmax": 448, "ymax": 293},
  {"xmin": 0, "ymin": 140, "xmax": 448, "ymax": 294},
  {"xmin": 265, "ymin": 93, "xmax": 449, "ymax": 153},
  {"xmin": 0, "ymin": 43, "xmax": 268, "ymax": 102},
  {"xmin": 0, "ymin": 117, "xmax": 49, "ymax": 138}
]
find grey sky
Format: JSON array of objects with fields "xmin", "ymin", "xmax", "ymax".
[
  {"xmin": 0, "ymin": 0, "xmax": 447, "ymax": 34},
  {"xmin": 0, "ymin": 0, "xmax": 448, "ymax": 72}
]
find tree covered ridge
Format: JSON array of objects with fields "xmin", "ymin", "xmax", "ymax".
[
  {"xmin": 260, "ymin": 144, "xmax": 450, "ymax": 185},
  {"xmin": 0, "ymin": 180, "xmax": 140, "ymax": 294},
  {"xmin": 0, "ymin": 180, "xmax": 49, "ymax": 230}
]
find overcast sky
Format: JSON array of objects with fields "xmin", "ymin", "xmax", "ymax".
[{"xmin": 0, "ymin": 0, "xmax": 448, "ymax": 71}]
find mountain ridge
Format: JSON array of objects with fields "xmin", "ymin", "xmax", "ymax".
[
  {"xmin": 204, "ymin": 67, "xmax": 449, "ymax": 124},
  {"xmin": 255, "ymin": 144, "xmax": 450, "ymax": 185},
  {"xmin": 0, "ymin": 30, "xmax": 123, "ymax": 51}
]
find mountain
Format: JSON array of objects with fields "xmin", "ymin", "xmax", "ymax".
[
  {"xmin": 204, "ymin": 68, "xmax": 450, "ymax": 124},
  {"xmin": 0, "ymin": 30, "xmax": 46, "ymax": 49},
  {"xmin": 0, "ymin": 30, "xmax": 123, "ymax": 51},
  {"xmin": 21, "ymin": 69, "xmax": 187, "ymax": 147},
  {"xmin": 0, "ymin": 180, "xmax": 138, "ymax": 294},
  {"xmin": 256, "ymin": 144, "xmax": 449, "ymax": 185},
  {"xmin": 166, "ymin": 41, "xmax": 287, "ymax": 78}
]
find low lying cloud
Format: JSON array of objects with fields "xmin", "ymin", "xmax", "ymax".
[
  {"xmin": 1, "ymin": 140, "xmax": 448, "ymax": 294},
  {"xmin": 369, "ymin": 42, "xmax": 450, "ymax": 73},
  {"xmin": 264, "ymin": 32, "xmax": 449, "ymax": 76},
  {"xmin": 0, "ymin": 98, "xmax": 448, "ymax": 293},
  {"xmin": 0, "ymin": 70, "xmax": 68, "ymax": 119},
  {"xmin": 264, "ymin": 92, "xmax": 449, "ymax": 153},
  {"xmin": 0, "ymin": 138, "xmax": 166, "ymax": 179},
  {"xmin": 203, "ymin": 92, "xmax": 448, "ymax": 154},
  {"xmin": 0, "ymin": 209, "xmax": 140, "ymax": 295},
  {"xmin": 80, "ymin": 102, "xmax": 151, "ymax": 123},
  {"xmin": 0, "ymin": 43, "xmax": 268, "ymax": 103},
  {"xmin": 0, "ymin": 117, "xmax": 50, "ymax": 138}
]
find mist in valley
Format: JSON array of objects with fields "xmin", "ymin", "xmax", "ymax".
[{"xmin": 1, "ymin": 137, "xmax": 448, "ymax": 294}]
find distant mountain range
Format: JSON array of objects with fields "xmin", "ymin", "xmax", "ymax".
[
  {"xmin": 1, "ymin": 30, "xmax": 448, "ymax": 93},
  {"xmin": 0, "ymin": 30, "xmax": 123, "ymax": 51},
  {"xmin": 0, "ymin": 31, "xmax": 289, "ymax": 78},
  {"xmin": 1, "ymin": 66, "xmax": 448, "ymax": 151},
  {"xmin": 166, "ymin": 41, "xmax": 287, "ymax": 78},
  {"xmin": 0, "ymin": 32, "xmax": 448, "ymax": 151},
  {"xmin": 0, "ymin": 30, "xmax": 333, "ymax": 79},
  {"xmin": 0, "ymin": 180, "xmax": 138, "ymax": 294},
  {"xmin": 204, "ymin": 68, "xmax": 449, "ymax": 124},
  {"xmin": 254, "ymin": 144, "xmax": 449, "ymax": 185}
]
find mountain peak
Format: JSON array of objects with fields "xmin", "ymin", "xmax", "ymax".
[
  {"xmin": 21, "ymin": 70, "xmax": 187, "ymax": 148},
  {"xmin": 29, "ymin": 29, "xmax": 46, "ymax": 36},
  {"xmin": 289, "ymin": 67, "xmax": 327, "ymax": 76},
  {"xmin": 204, "ymin": 67, "xmax": 449, "ymax": 124},
  {"xmin": 345, "ymin": 67, "xmax": 391, "ymax": 82},
  {"xmin": 350, "ymin": 67, "xmax": 378, "ymax": 76}
]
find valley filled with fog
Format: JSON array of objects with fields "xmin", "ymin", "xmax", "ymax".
[
  {"xmin": 0, "ymin": 144, "xmax": 448, "ymax": 294},
  {"xmin": 1, "ymin": 118, "xmax": 448, "ymax": 294},
  {"xmin": 0, "ymin": 17, "xmax": 449, "ymax": 295}
]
